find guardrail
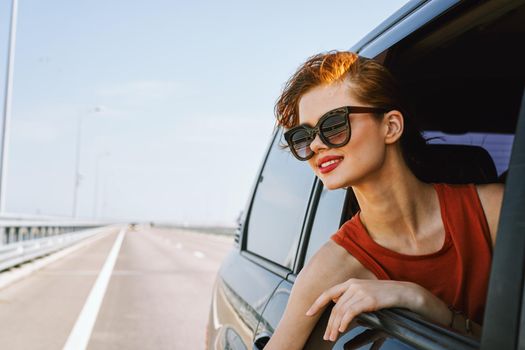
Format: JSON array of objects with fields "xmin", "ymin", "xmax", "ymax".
[
  {"xmin": 0, "ymin": 219, "xmax": 101, "ymax": 244},
  {"xmin": 0, "ymin": 214, "xmax": 113, "ymax": 272},
  {"xmin": 0, "ymin": 227, "xmax": 104, "ymax": 271}
]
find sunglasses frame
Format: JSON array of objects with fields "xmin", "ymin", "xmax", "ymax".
[{"xmin": 284, "ymin": 106, "xmax": 390, "ymax": 161}]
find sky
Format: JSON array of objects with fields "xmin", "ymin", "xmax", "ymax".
[{"xmin": 0, "ymin": 0, "xmax": 409, "ymax": 225}]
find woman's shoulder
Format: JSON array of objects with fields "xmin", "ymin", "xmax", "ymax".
[{"xmin": 475, "ymin": 182, "xmax": 504, "ymax": 200}]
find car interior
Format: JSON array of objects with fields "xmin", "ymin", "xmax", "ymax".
[{"xmin": 343, "ymin": 1, "xmax": 525, "ymax": 221}]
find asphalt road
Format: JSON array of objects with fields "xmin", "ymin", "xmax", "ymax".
[{"xmin": 0, "ymin": 226, "xmax": 233, "ymax": 350}]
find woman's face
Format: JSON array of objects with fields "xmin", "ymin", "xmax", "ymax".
[{"xmin": 297, "ymin": 80, "xmax": 387, "ymax": 190}]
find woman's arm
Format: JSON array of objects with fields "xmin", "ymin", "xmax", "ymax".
[
  {"xmin": 307, "ymin": 278, "xmax": 482, "ymax": 340},
  {"xmin": 265, "ymin": 240, "xmax": 373, "ymax": 350}
]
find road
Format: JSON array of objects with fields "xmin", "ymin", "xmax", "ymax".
[{"xmin": 0, "ymin": 226, "xmax": 233, "ymax": 349}]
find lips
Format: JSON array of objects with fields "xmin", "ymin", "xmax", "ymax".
[{"xmin": 317, "ymin": 155, "xmax": 344, "ymax": 174}]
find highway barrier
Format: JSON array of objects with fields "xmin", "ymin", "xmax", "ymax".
[{"xmin": 0, "ymin": 215, "xmax": 112, "ymax": 271}]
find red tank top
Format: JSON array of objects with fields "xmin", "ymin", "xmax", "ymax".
[{"xmin": 331, "ymin": 183, "xmax": 492, "ymax": 324}]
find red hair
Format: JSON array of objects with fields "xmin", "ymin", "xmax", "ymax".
[{"xmin": 274, "ymin": 51, "xmax": 403, "ymax": 128}]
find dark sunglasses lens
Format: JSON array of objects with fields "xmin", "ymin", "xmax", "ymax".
[
  {"xmin": 290, "ymin": 130, "xmax": 313, "ymax": 160},
  {"xmin": 321, "ymin": 113, "xmax": 349, "ymax": 145}
]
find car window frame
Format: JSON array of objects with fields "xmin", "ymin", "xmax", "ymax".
[
  {"xmin": 480, "ymin": 91, "xmax": 525, "ymax": 350},
  {"xmin": 290, "ymin": 178, "xmax": 322, "ymax": 275},
  {"xmin": 290, "ymin": 180, "xmax": 355, "ymax": 277},
  {"xmin": 240, "ymin": 129, "xmax": 317, "ymax": 279},
  {"xmin": 355, "ymin": 0, "xmax": 462, "ymax": 57}
]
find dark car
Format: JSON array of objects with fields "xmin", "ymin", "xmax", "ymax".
[{"xmin": 207, "ymin": 0, "xmax": 525, "ymax": 349}]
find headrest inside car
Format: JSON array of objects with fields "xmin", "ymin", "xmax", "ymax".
[{"xmin": 415, "ymin": 144, "xmax": 498, "ymax": 184}]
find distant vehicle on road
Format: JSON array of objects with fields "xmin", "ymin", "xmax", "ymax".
[{"xmin": 207, "ymin": 1, "xmax": 525, "ymax": 349}]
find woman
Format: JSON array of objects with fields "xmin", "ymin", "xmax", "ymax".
[{"xmin": 265, "ymin": 51, "xmax": 504, "ymax": 349}]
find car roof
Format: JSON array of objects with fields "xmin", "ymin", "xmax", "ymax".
[{"xmin": 350, "ymin": 0, "xmax": 431, "ymax": 52}]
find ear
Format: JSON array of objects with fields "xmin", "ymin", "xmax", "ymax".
[{"xmin": 383, "ymin": 110, "xmax": 404, "ymax": 144}]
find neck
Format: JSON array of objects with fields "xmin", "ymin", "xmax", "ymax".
[{"xmin": 352, "ymin": 147, "xmax": 438, "ymax": 244}]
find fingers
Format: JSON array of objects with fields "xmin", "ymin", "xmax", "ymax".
[
  {"xmin": 312, "ymin": 279, "xmax": 417, "ymax": 342},
  {"xmin": 338, "ymin": 297, "xmax": 373, "ymax": 332},
  {"xmin": 324, "ymin": 296, "xmax": 364, "ymax": 341},
  {"xmin": 305, "ymin": 282, "xmax": 349, "ymax": 316},
  {"xmin": 325, "ymin": 295, "xmax": 377, "ymax": 342},
  {"xmin": 307, "ymin": 279, "xmax": 385, "ymax": 342},
  {"xmin": 323, "ymin": 287, "xmax": 357, "ymax": 339}
]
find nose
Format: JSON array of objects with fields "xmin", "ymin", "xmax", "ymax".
[{"xmin": 309, "ymin": 133, "xmax": 328, "ymax": 154}]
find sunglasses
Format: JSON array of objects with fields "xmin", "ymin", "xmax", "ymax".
[{"xmin": 284, "ymin": 106, "xmax": 389, "ymax": 161}]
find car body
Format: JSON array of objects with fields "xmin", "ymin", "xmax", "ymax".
[{"xmin": 207, "ymin": 0, "xmax": 525, "ymax": 349}]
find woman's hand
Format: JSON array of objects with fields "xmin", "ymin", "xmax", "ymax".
[{"xmin": 305, "ymin": 278, "xmax": 445, "ymax": 341}]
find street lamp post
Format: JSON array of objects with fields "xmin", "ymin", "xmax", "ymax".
[
  {"xmin": 72, "ymin": 106, "xmax": 103, "ymax": 217},
  {"xmin": 71, "ymin": 115, "xmax": 84, "ymax": 217},
  {"xmin": 0, "ymin": 0, "xmax": 19, "ymax": 214},
  {"xmin": 93, "ymin": 151, "xmax": 110, "ymax": 218}
]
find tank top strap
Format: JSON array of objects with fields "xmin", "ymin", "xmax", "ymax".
[
  {"xmin": 331, "ymin": 217, "xmax": 390, "ymax": 280},
  {"xmin": 433, "ymin": 183, "xmax": 493, "ymax": 254}
]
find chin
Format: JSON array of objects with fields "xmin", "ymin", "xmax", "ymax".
[{"xmin": 319, "ymin": 176, "xmax": 348, "ymax": 190}]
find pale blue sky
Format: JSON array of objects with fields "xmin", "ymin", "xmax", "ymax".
[{"xmin": 0, "ymin": 0, "xmax": 409, "ymax": 225}]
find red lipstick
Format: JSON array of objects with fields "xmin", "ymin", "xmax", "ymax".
[{"xmin": 317, "ymin": 155, "xmax": 343, "ymax": 174}]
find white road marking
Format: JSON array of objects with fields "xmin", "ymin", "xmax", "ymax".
[
  {"xmin": 62, "ymin": 228, "xmax": 126, "ymax": 350},
  {"xmin": 193, "ymin": 251, "xmax": 205, "ymax": 259}
]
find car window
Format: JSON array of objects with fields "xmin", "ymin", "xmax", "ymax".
[
  {"xmin": 304, "ymin": 186, "xmax": 346, "ymax": 265},
  {"xmin": 424, "ymin": 131, "xmax": 515, "ymax": 175},
  {"xmin": 246, "ymin": 131, "xmax": 315, "ymax": 269}
]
